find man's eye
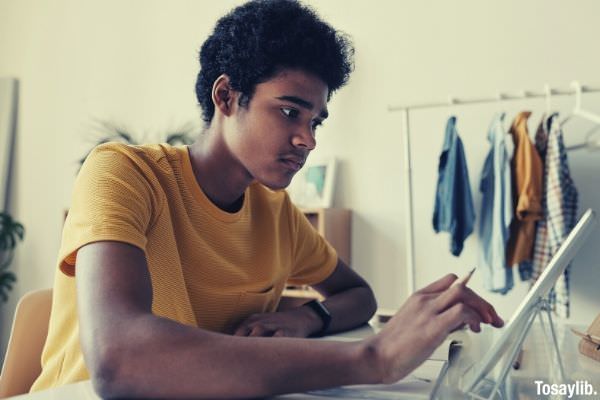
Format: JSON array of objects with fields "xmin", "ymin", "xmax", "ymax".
[
  {"xmin": 312, "ymin": 120, "xmax": 323, "ymax": 130},
  {"xmin": 281, "ymin": 107, "xmax": 299, "ymax": 119}
]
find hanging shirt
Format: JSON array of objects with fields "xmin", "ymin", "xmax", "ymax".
[
  {"xmin": 506, "ymin": 111, "xmax": 544, "ymax": 268},
  {"xmin": 519, "ymin": 114, "xmax": 550, "ymax": 280},
  {"xmin": 534, "ymin": 114, "xmax": 551, "ymax": 163},
  {"xmin": 478, "ymin": 113, "xmax": 514, "ymax": 294},
  {"xmin": 433, "ymin": 116, "xmax": 475, "ymax": 256},
  {"xmin": 531, "ymin": 114, "xmax": 578, "ymax": 318}
]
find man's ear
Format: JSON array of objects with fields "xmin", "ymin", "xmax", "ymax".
[{"xmin": 211, "ymin": 74, "xmax": 238, "ymax": 116}]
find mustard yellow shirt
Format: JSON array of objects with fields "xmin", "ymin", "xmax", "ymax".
[
  {"xmin": 506, "ymin": 111, "xmax": 544, "ymax": 267},
  {"xmin": 31, "ymin": 143, "xmax": 337, "ymax": 391}
]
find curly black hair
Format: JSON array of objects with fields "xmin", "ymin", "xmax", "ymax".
[{"xmin": 195, "ymin": 0, "xmax": 354, "ymax": 125}]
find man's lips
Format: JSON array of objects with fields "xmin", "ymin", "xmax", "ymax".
[{"xmin": 279, "ymin": 157, "xmax": 304, "ymax": 171}]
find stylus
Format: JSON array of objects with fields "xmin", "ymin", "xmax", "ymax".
[{"xmin": 454, "ymin": 267, "xmax": 476, "ymax": 287}]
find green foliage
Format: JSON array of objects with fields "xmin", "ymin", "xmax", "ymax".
[
  {"xmin": 78, "ymin": 120, "xmax": 196, "ymax": 171},
  {"xmin": 0, "ymin": 212, "xmax": 25, "ymax": 302}
]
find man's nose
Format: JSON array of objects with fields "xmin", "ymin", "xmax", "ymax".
[{"xmin": 291, "ymin": 126, "xmax": 316, "ymax": 150}]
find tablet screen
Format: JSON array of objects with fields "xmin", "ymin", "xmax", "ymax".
[{"xmin": 461, "ymin": 208, "xmax": 597, "ymax": 393}]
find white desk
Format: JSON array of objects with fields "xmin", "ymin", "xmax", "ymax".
[
  {"xmin": 11, "ymin": 322, "xmax": 600, "ymax": 399},
  {"xmin": 440, "ymin": 322, "xmax": 600, "ymax": 400}
]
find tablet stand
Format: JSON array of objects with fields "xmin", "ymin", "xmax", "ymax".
[{"xmin": 465, "ymin": 297, "xmax": 566, "ymax": 400}]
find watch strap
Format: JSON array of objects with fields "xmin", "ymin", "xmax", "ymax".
[{"xmin": 304, "ymin": 299, "xmax": 332, "ymax": 337}]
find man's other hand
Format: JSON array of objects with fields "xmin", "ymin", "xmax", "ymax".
[{"xmin": 233, "ymin": 306, "xmax": 323, "ymax": 338}]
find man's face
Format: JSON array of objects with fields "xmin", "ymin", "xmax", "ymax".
[{"xmin": 225, "ymin": 68, "xmax": 329, "ymax": 190}]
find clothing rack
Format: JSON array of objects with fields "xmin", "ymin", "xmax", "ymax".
[{"xmin": 387, "ymin": 82, "xmax": 600, "ymax": 296}]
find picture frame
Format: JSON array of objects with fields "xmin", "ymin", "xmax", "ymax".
[
  {"xmin": 0, "ymin": 78, "xmax": 18, "ymax": 211},
  {"xmin": 287, "ymin": 157, "xmax": 336, "ymax": 209}
]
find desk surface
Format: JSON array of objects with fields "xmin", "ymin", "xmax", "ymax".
[
  {"xmin": 441, "ymin": 322, "xmax": 600, "ymax": 400},
  {"xmin": 12, "ymin": 322, "xmax": 600, "ymax": 400}
]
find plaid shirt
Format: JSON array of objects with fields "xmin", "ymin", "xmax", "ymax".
[{"xmin": 532, "ymin": 114, "xmax": 578, "ymax": 318}]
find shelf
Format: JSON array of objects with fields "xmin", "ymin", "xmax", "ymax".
[{"xmin": 283, "ymin": 207, "xmax": 351, "ymax": 301}]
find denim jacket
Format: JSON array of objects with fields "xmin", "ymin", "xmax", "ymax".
[
  {"xmin": 478, "ymin": 113, "xmax": 514, "ymax": 294},
  {"xmin": 432, "ymin": 116, "xmax": 475, "ymax": 256}
]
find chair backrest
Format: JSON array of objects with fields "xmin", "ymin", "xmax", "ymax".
[{"xmin": 0, "ymin": 289, "xmax": 52, "ymax": 398}]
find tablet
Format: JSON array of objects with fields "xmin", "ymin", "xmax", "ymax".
[{"xmin": 461, "ymin": 208, "xmax": 597, "ymax": 393}]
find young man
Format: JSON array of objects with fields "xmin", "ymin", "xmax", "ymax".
[{"xmin": 32, "ymin": 0, "xmax": 503, "ymax": 397}]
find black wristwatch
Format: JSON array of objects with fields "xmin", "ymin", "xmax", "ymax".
[{"xmin": 304, "ymin": 299, "xmax": 332, "ymax": 337}]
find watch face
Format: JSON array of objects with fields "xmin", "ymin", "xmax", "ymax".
[
  {"xmin": 316, "ymin": 301, "xmax": 331, "ymax": 317},
  {"xmin": 306, "ymin": 300, "xmax": 332, "ymax": 336},
  {"xmin": 308, "ymin": 299, "xmax": 329, "ymax": 316}
]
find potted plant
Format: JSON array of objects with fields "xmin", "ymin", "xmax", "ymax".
[
  {"xmin": 78, "ymin": 121, "xmax": 196, "ymax": 170},
  {"xmin": 0, "ymin": 212, "xmax": 24, "ymax": 302}
]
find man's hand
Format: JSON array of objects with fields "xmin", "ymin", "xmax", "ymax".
[
  {"xmin": 233, "ymin": 306, "xmax": 323, "ymax": 337},
  {"xmin": 362, "ymin": 273, "xmax": 504, "ymax": 385},
  {"xmin": 234, "ymin": 258, "xmax": 377, "ymax": 338}
]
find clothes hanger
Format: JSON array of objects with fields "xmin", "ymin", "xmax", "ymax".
[
  {"xmin": 495, "ymin": 91, "xmax": 507, "ymax": 123},
  {"xmin": 561, "ymin": 81, "xmax": 600, "ymax": 127},
  {"xmin": 561, "ymin": 81, "xmax": 600, "ymax": 152},
  {"xmin": 544, "ymin": 84, "xmax": 552, "ymax": 116},
  {"xmin": 543, "ymin": 84, "xmax": 561, "ymax": 130},
  {"xmin": 566, "ymin": 126, "xmax": 600, "ymax": 152}
]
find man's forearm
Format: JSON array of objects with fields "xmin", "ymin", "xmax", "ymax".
[
  {"xmin": 93, "ymin": 313, "xmax": 381, "ymax": 399},
  {"xmin": 320, "ymin": 285, "xmax": 377, "ymax": 334}
]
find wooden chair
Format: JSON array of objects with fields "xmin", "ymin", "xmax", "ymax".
[{"xmin": 0, "ymin": 289, "xmax": 52, "ymax": 398}]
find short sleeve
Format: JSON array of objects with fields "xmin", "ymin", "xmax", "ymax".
[
  {"xmin": 286, "ymin": 201, "xmax": 338, "ymax": 286},
  {"xmin": 59, "ymin": 144, "xmax": 158, "ymax": 276},
  {"xmin": 515, "ymin": 142, "xmax": 544, "ymax": 221}
]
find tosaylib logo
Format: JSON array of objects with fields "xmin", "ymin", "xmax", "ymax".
[{"xmin": 535, "ymin": 380, "xmax": 597, "ymax": 398}]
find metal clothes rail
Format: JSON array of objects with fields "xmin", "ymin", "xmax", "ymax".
[{"xmin": 387, "ymin": 82, "xmax": 600, "ymax": 296}]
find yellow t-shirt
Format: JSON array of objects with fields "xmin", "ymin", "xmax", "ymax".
[{"xmin": 31, "ymin": 142, "xmax": 337, "ymax": 391}]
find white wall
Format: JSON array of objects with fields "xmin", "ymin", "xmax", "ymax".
[
  {"xmin": 1, "ymin": 0, "xmax": 599, "ymax": 356},
  {"xmin": 303, "ymin": 0, "xmax": 600, "ymax": 323}
]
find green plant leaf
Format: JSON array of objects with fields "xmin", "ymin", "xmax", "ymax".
[
  {"xmin": 0, "ymin": 212, "xmax": 23, "ymax": 301},
  {"xmin": 0, "ymin": 271, "xmax": 16, "ymax": 302},
  {"xmin": 0, "ymin": 250, "xmax": 15, "ymax": 270},
  {"xmin": 165, "ymin": 132, "xmax": 194, "ymax": 145},
  {"xmin": 15, "ymin": 224, "xmax": 25, "ymax": 239},
  {"xmin": 78, "ymin": 120, "xmax": 197, "ymax": 172}
]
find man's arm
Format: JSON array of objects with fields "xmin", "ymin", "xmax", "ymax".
[
  {"xmin": 77, "ymin": 241, "xmax": 503, "ymax": 398},
  {"xmin": 235, "ymin": 258, "xmax": 377, "ymax": 337},
  {"xmin": 76, "ymin": 242, "xmax": 376, "ymax": 398},
  {"xmin": 311, "ymin": 258, "xmax": 377, "ymax": 334}
]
